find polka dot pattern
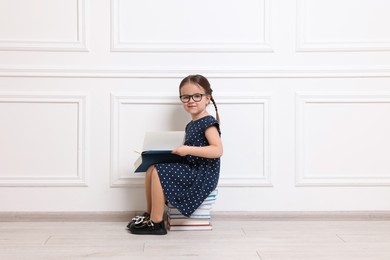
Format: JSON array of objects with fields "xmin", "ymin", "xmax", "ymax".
[{"xmin": 155, "ymin": 115, "xmax": 221, "ymax": 217}]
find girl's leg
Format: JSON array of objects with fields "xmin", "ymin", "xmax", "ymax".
[
  {"xmin": 144, "ymin": 166, "xmax": 153, "ymax": 214},
  {"xmin": 129, "ymin": 166, "xmax": 167, "ymax": 235},
  {"xmin": 150, "ymin": 167, "xmax": 165, "ymax": 223},
  {"xmin": 127, "ymin": 167, "xmax": 152, "ymax": 228}
]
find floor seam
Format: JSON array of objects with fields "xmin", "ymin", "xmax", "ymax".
[
  {"xmin": 336, "ymin": 234, "xmax": 347, "ymax": 243},
  {"xmin": 44, "ymin": 236, "xmax": 52, "ymax": 245}
]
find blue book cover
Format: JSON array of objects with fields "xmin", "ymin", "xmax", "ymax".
[{"xmin": 134, "ymin": 150, "xmax": 184, "ymax": 172}]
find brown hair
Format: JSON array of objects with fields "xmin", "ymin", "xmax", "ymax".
[{"xmin": 179, "ymin": 74, "xmax": 220, "ymax": 123}]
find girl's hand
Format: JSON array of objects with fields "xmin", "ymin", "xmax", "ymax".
[{"xmin": 172, "ymin": 145, "xmax": 190, "ymax": 156}]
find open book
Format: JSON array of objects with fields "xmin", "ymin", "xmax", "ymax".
[{"xmin": 134, "ymin": 131, "xmax": 185, "ymax": 172}]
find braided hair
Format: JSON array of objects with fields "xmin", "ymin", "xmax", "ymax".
[{"xmin": 179, "ymin": 74, "xmax": 220, "ymax": 123}]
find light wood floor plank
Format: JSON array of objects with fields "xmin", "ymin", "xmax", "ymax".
[{"xmin": 1, "ymin": 220, "xmax": 390, "ymax": 259}]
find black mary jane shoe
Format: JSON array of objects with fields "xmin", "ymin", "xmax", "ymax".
[
  {"xmin": 126, "ymin": 212, "xmax": 150, "ymax": 229},
  {"xmin": 130, "ymin": 220, "xmax": 167, "ymax": 235}
]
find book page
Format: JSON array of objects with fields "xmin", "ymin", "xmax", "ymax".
[{"xmin": 143, "ymin": 131, "xmax": 185, "ymax": 151}]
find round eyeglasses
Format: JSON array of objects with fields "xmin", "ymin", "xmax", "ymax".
[{"xmin": 180, "ymin": 93, "xmax": 209, "ymax": 103}]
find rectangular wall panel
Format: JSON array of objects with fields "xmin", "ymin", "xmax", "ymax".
[
  {"xmin": 297, "ymin": 0, "xmax": 390, "ymax": 51},
  {"xmin": 110, "ymin": 93, "xmax": 272, "ymax": 187},
  {"xmin": 111, "ymin": 0, "xmax": 271, "ymax": 52},
  {"xmin": 216, "ymin": 95, "xmax": 272, "ymax": 186},
  {"xmin": 0, "ymin": 93, "xmax": 88, "ymax": 186},
  {"xmin": 296, "ymin": 92, "xmax": 390, "ymax": 186},
  {"xmin": 0, "ymin": 0, "xmax": 87, "ymax": 51}
]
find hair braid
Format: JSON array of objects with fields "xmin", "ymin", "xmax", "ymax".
[{"xmin": 210, "ymin": 96, "xmax": 220, "ymax": 123}]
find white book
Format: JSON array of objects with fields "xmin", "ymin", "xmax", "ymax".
[
  {"xmin": 197, "ymin": 204, "xmax": 213, "ymax": 210},
  {"xmin": 168, "ymin": 207, "xmax": 211, "ymax": 215},
  {"xmin": 168, "ymin": 214, "xmax": 211, "ymax": 219},
  {"xmin": 142, "ymin": 131, "xmax": 185, "ymax": 151},
  {"xmin": 168, "ymin": 224, "xmax": 213, "ymax": 231},
  {"xmin": 168, "ymin": 218, "xmax": 210, "ymax": 226}
]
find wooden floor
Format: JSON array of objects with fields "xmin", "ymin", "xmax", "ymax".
[{"xmin": 1, "ymin": 218, "xmax": 390, "ymax": 260}]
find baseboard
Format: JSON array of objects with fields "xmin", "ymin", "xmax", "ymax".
[
  {"xmin": 0, "ymin": 211, "xmax": 136, "ymax": 222},
  {"xmin": 213, "ymin": 211, "xmax": 390, "ymax": 221},
  {"xmin": 1, "ymin": 211, "xmax": 390, "ymax": 222}
]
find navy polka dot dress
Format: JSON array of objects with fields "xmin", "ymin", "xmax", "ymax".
[{"xmin": 155, "ymin": 115, "xmax": 221, "ymax": 217}]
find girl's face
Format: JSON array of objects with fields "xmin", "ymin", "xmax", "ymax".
[{"xmin": 180, "ymin": 82, "xmax": 211, "ymax": 120}]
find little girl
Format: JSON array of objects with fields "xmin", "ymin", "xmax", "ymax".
[{"xmin": 128, "ymin": 74, "xmax": 223, "ymax": 235}]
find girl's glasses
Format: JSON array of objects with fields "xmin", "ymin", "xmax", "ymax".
[{"xmin": 180, "ymin": 93, "xmax": 208, "ymax": 103}]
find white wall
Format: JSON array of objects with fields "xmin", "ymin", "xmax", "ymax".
[{"xmin": 1, "ymin": 0, "xmax": 390, "ymax": 212}]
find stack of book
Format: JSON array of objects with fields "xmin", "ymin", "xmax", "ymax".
[{"xmin": 167, "ymin": 189, "xmax": 218, "ymax": 231}]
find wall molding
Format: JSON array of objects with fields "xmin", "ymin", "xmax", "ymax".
[
  {"xmin": 110, "ymin": 0, "xmax": 272, "ymax": 52},
  {"xmin": 110, "ymin": 93, "xmax": 272, "ymax": 187},
  {"xmin": 295, "ymin": 91, "xmax": 390, "ymax": 186},
  {"xmin": 0, "ymin": 92, "xmax": 89, "ymax": 187},
  {"xmin": 296, "ymin": 0, "xmax": 390, "ymax": 52},
  {"xmin": 2, "ymin": 67, "xmax": 390, "ymax": 78},
  {"xmin": 0, "ymin": 0, "xmax": 88, "ymax": 52}
]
